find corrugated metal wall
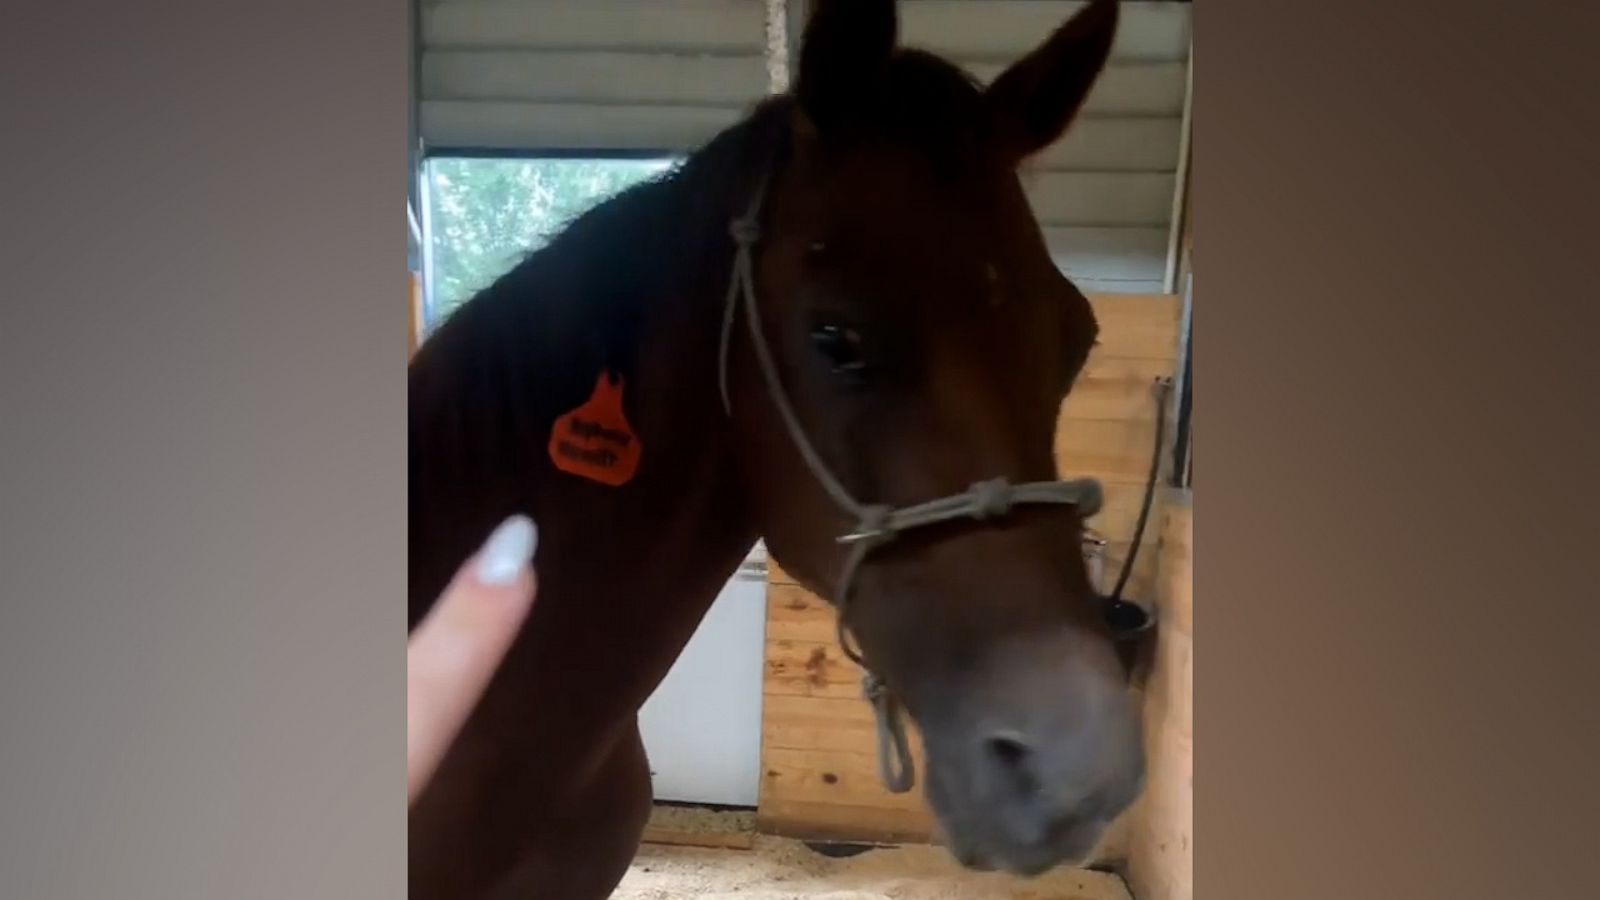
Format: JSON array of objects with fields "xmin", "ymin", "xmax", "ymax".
[
  {"xmin": 415, "ymin": 0, "xmax": 1191, "ymax": 291},
  {"xmin": 418, "ymin": 0, "xmax": 773, "ymax": 152},
  {"xmin": 899, "ymin": 1, "xmax": 1191, "ymax": 291}
]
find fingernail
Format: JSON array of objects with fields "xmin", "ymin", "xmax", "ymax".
[{"xmin": 475, "ymin": 515, "xmax": 537, "ymax": 586}]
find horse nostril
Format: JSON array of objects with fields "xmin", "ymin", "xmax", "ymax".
[
  {"xmin": 987, "ymin": 734, "xmax": 1028, "ymax": 767},
  {"xmin": 983, "ymin": 733, "xmax": 1036, "ymax": 790}
]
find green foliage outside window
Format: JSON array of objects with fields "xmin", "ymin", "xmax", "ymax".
[{"xmin": 424, "ymin": 157, "xmax": 677, "ymax": 325}]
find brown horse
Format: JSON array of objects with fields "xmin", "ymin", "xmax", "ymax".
[{"xmin": 408, "ymin": 0, "xmax": 1144, "ymax": 896}]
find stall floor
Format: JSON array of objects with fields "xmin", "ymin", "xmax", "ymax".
[{"xmin": 615, "ymin": 835, "xmax": 1133, "ymax": 900}]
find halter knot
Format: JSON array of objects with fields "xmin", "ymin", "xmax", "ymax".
[
  {"xmin": 843, "ymin": 504, "xmax": 894, "ymax": 546},
  {"xmin": 729, "ymin": 217, "xmax": 761, "ymax": 247},
  {"xmin": 968, "ymin": 478, "xmax": 1015, "ymax": 520}
]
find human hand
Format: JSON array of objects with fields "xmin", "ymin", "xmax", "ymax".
[{"xmin": 407, "ymin": 515, "xmax": 538, "ymax": 803}]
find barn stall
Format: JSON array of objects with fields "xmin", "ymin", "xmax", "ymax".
[{"xmin": 408, "ymin": 2, "xmax": 1192, "ymax": 897}]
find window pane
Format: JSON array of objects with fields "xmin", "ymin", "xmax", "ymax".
[{"xmin": 424, "ymin": 157, "xmax": 677, "ymax": 326}]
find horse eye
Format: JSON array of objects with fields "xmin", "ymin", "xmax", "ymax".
[{"xmin": 810, "ymin": 322, "xmax": 867, "ymax": 377}]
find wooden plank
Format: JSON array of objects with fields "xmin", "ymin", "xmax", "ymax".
[
  {"xmin": 1086, "ymin": 293, "xmax": 1184, "ymax": 361},
  {"xmin": 967, "ymin": 60, "xmax": 1189, "ymax": 116},
  {"xmin": 766, "ymin": 585, "xmax": 841, "ymax": 644},
  {"xmin": 423, "ymin": 1, "xmax": 768, "ymax": 54},
  {"xmin": 757, "ymin": 798, "xmax": 935, "ymax": 844},
  {"xmin": 761, "ymin": 692, "xmax": 879, "ymax": 729},
  {"xmin": 420, "ymin": 99, "xmax": 742, "ymax": 151},
  {"xmin": 1087, "ymin": 292, "xmax": 1181, "ymax": 322},
  {"xmin": 1058, "ymin": 415, "xmax": 1162, "ymax": 480},
  {"xmin": 1065, "ymin": 355, "xmax": 1179, "ymax": 421},
  {"xmin": 765, "ymin": 639, "xmax": 864, "ymax": 700},
  {"xmin": 1128, "ymin": 499, "xmax": 1193, "ymax": 900},
  {"xmin": 764, "ymin": 716, "xmax": 883, "ymax": 756},
  {"xmin": 762, "ymin": 746, "xmax": 932, "ymax": 813},
  {"xmin": 899, "ymin": 1, "xmax": 1192, "ymax": 62},
  {"xmin": 422, "ymin": 50, "xmax": 769, "ymax": 107},
  {"xmin": 761, "ymin": 615, "xmax": 844, "ymax": 647},
  {"xmin": 1024, "ymin": 171, "xmax": 1177, "ymax": 228}
]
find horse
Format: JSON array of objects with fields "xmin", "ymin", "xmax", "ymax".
[{"xmin": 408, "ymin": 1, "xmax": 1145, "ymax": 896}]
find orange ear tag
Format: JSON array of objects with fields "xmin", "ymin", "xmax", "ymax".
[{"xmin": 547, "ymin": 372, "xmax": 642, "ymax": 486}]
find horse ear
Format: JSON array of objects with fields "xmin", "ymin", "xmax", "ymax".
[
  {"xmin": 983, "ymin": 0, "xmax": 1119, "ymax": 164},
  {"xmin": 795, "ymin": 0, "xmax": 898, "ymax": 134}
]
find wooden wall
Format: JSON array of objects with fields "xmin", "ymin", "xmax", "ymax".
[
  {"xmin": 1128, "ymin": 498, "xmax": 1193, "ymax": 900},
  {"xmin": 757, "ymin": 292, "xmax": 1185, "ymax": 846}
]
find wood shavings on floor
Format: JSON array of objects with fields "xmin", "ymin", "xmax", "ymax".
[
  {"xmin": 614, "ymin": 835, "xmax": 1132, "ymax": 900},
  {"xmin": 641, "ymin": 804, "xmax": 757, "ymax": 849}
]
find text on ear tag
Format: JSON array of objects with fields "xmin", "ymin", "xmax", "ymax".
[{"xmin": 547, "ymin": 372, "xmax": 641, "ymax": 486}]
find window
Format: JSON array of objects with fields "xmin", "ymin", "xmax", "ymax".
[{"xmin": 421, "ymin": 156, "xmax": 679, "ymax": 328}]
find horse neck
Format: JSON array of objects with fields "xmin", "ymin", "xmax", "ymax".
[{"xmin": 407, "ymin": 151, "xmax": 767, "ymax": 641}]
